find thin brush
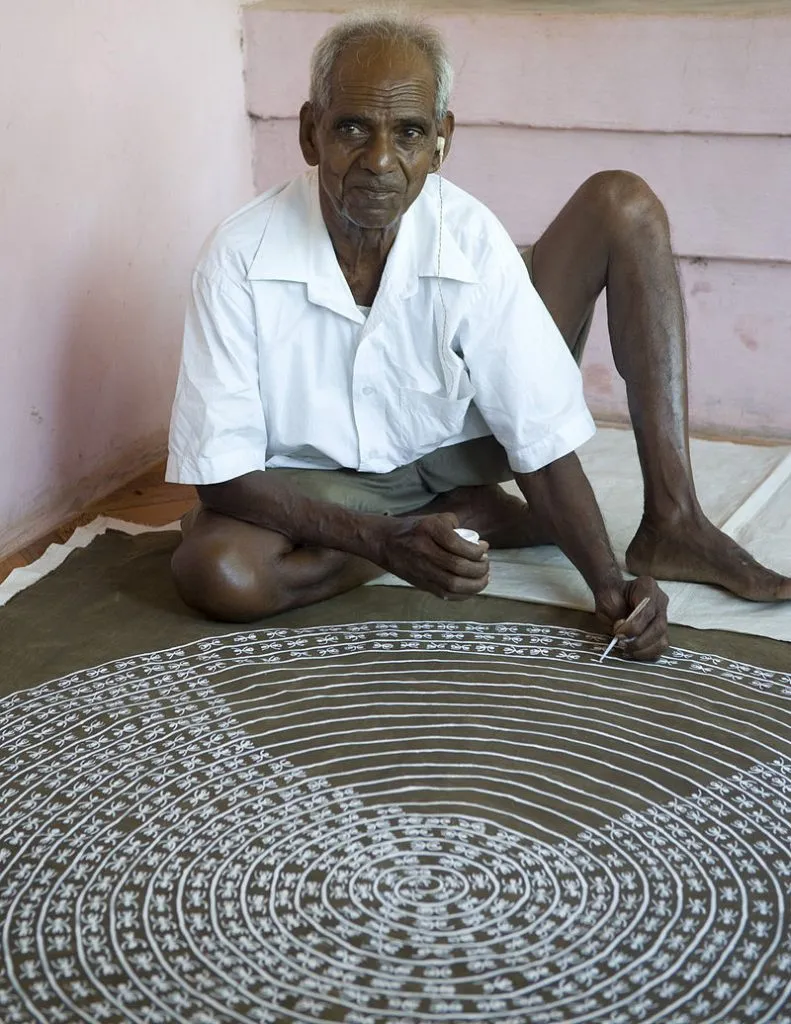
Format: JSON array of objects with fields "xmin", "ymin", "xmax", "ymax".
[{"xmin": 599, "ymin": 597, "xmax": 651, "ymax": 662}]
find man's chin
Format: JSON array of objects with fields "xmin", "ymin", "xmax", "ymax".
[
  {"xmin": 344, "ymin": 201, "xmax": 404, "ymax": 231},
  {"xmin": 352, "ymin": 217, "xmax": 402, "ymax": 233},
  {"xmin": 340, "ymin": 185, "xmax": 415, "ymax": 228}
]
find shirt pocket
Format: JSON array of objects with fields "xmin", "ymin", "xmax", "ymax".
[{"xmin": 395, "ymin": 387, "xmax": 473, "ymax": 459}]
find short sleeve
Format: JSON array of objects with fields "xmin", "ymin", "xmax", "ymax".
[
  {"xmin": 166, "ymin": 270, "xmax": 268, "ymax": 485},
  {"xmin": 459, "ymin": 239, "xmax": 596, "ymax": 473}
]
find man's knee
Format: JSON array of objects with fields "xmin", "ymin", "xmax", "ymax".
[
  {"xmin": 171, "ymin": 533, "xmax": 281, "ymax": 622},
  {"xmin": 582, "ymin": 169, "xmax": 670, "ymax": 240}
]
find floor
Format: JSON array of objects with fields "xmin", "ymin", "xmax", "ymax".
[{"xmin": 0, "ymin": 464, "xmax": 195, "ymax": 587}]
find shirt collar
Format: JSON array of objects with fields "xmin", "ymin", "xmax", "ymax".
[
  {"xmin": 388, "ymin": 173, "xmax": 479, "ymax": 296},
  {"xmin": 247, "ymin": 169, "xmax": 479, "ymax": 319}
]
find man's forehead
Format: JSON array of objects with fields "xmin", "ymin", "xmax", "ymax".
[{"xmin": 328, "ymin": 37, "xmax": 435, "ymax": 108}]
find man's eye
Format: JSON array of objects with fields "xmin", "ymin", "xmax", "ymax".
[
  {"xmin": 338, "ymin": 123, "xmax": 365, "ymax": 138},
  {"xmin": 401, "ymin": 128, "xmax": 423, "ymax": 142}
]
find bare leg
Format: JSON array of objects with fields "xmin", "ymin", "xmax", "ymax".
[
  {"xmin": 171, "ymin": 508, "xmax": 383, "ymax": 622},
  {"xmin": 420, "ymin": 484, "xmax": 553, "ymax": 549},
  {"xmin": 530, "ymin": 170, "xmax": 791, "ymax": 601},
  {"xmin": 171, "ymin": 482, "xmax": 555, "ymax": 621}
]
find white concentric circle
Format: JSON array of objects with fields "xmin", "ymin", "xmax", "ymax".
[{"xmin": 2, "ymin": 621, "xmax": 791, "ymax": 1023}]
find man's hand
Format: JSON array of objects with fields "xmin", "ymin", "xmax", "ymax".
[
  {"xmin": 594, "ymin": 575, "xmax": 670, "ymax": 662},
  {"xmin": 375, "ymin": 513, "xmax": 490, "ymax": 600},
  {"xmin": 514, "ymin": 455, "xmax": 668, "ymax": 662}
]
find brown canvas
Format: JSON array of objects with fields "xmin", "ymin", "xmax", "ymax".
[{"xmin": 2, "ymin": 529, "xmax": 791, "ymax": 1023}]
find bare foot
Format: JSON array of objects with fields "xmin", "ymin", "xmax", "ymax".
[
  {"xmin": 626, "ymin": 512, "xmax": 791, "ymax": 602},
  {"xmin": 421, "ymin": 485, "xmax": 553, "ymax": 550}
]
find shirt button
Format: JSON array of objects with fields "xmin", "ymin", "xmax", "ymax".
[{"xmin": 362, "ymin": 386, "xmax": 374, "ymax": 396}]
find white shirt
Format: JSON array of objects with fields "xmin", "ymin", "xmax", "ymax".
[{"xmin": 166, "ymin": 169, "xmax": 595, "ymax": 485}]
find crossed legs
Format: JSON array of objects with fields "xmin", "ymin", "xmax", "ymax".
[
  {"xmin": 530, "ymin": 170, "xmax": 791, "ymax": 601},
  {"xmin": 171, "ymin": 508, "xmax": 384, "ymax": 622},
  {"xmin": 171, "ymin": 483, "xmax": 542, "ymax": 622}
]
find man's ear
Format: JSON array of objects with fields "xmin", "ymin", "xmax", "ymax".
[
  {"xmin": 433, "ymin": 111, "xmax": 456, "ymax": 171},
  {"xmin": 432, "ymin": 111, "xmax": 456, "ymax": 171},
  {"xmin": 299, "ymin": 102, "xmax": 320, "ymax": 166}
]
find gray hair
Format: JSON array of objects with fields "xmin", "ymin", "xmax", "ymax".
[{"xmin": 309, "ymin": 9, "xmax": 454, "ymax": 122}]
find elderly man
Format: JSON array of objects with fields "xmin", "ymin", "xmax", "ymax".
[{"xmin": 166, "ymin": 11, "xmax": 789, "ymax": 661}]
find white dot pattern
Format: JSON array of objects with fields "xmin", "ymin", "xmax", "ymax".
[{"xmin": 2, "ymin": 622, "xmax": 791, "ymax": 1023}]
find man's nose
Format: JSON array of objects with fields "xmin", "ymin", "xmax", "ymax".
[{"xmin": 359, "ymin": 132, "xmax": 397, "ymax": 173}]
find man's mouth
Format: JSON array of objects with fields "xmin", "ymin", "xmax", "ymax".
[{"xmin": 352, "ymin": 184, "xmax": 400, "ymax": 197}]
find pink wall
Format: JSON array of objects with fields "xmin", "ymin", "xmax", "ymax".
[
  {"xmin": 3, "ymin": 3, "xmax": 788, "ymax": 559},
  {"xmin": 0, "ymin": 0, "xmax": 253, "ymax": 558},
  {"xmin": 245, "ymin": 6, "xmax": 791, "ymax": 442}
]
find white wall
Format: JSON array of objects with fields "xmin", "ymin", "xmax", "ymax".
[{"xmin": 0, "ymin": 0, "xmax": 253, "ymax": 557}]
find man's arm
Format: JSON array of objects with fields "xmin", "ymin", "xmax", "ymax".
[
  {"xmin": 515, "ymin": 452, "xmax": 669, "ymax": 661},
  {"xmin": 198, "ymin": 471, "xmax": 490, "ymax": 601}
]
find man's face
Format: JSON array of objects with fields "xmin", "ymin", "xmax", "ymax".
[{"xmin": 300, "ymin": 38, "xmax": 450, "ymax": 232}]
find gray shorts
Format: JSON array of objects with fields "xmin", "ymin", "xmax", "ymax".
[
  {"xmin": 194, "ymin": 247, "xmax": 593, "ymax": 521},
  {"xmin": 266, "ymin": 435, "xmax": 514, "ymax": 517}
]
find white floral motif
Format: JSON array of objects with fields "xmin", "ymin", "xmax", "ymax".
[{"xmin": 1, "ymin": 622, "xmax": 791, "ymax": 1022}]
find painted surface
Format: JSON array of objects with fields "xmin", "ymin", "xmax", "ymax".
[
  {"xmin": 246, "ymin": 10, "xmax": 791, "ymax": 134},
  {"xmin": 245, "ymin": 5, "xmax": 791, "ymax": 441},
  {"xmin": 0, "ymin": 0, "xmax": 252, "ymax": 557},
  {"xmin": 253, "ymin": 120, "xmax": 791, "ymax": 262},
  {"xmin": 251, "ymin": 0, "xmax": 791, "ymax": 13},
  {"xmin": 565, "ymin": 260, "xmax": 791, "ymax": 439}
]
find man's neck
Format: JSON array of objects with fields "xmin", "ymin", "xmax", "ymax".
[{"xmin": 320, "ymin": 191, "xmax": 401, "ymax": 307}]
